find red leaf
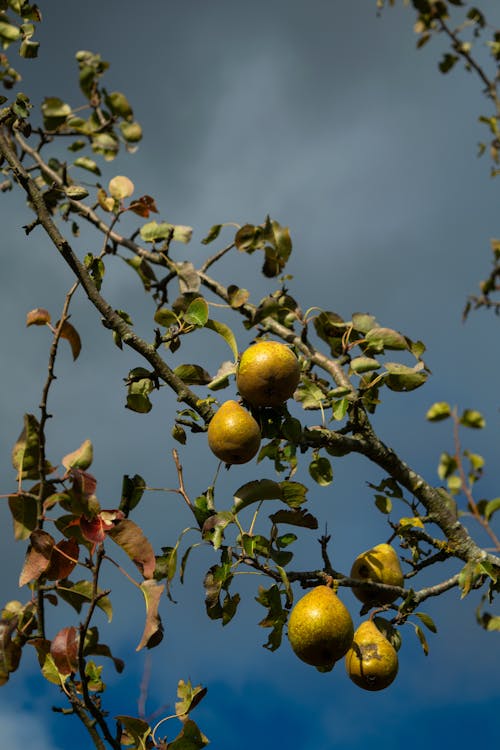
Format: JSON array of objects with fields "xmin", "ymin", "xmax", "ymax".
[
  {"xmin": 50, "ymin": 626, "xmax": 79, "ymax": 676},
  {"xmin": 18, "ymin": 530, "xmax": 54, "ymax": 587},
  {"xmin": 69, "ymin": 468, "xmax": 97, "ymax": 498},
  {"xmin": 80, "ymin": 509, "xmax": 124, "ymax": 544},
  {"xmin": 45, "ymin": 538, "xmax": 79, "ymax": 581},
  {"xmin": 127, "ymin": 194, "xmax": 158, "ymax": 218}
]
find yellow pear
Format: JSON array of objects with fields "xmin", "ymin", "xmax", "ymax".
[
  {"xmin": 345, "ymin": 619, "xmax": 398, "ymax": 691},
  {"xmin": 287, "ymin": 586, "xmax": 354, "ymax": 671},
  {"xmin": 207, "ymin": 400, "xmax": 261, "ymax": 465},
  {"xmin": 236, "ymin": 341, "xmax": 300, "ymax": 407},
  {"xmin": 350, "ymin": 543, "xmax": 404, "ymax": 605}
]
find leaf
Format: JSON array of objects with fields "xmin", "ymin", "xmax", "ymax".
[
  {"xmin": 128, "ymin": 194, "xmax": 158, "ymax": 217},
  {"xmin": 8, "ymin": 493, "xmax": 38, "ymax": 540},
  {"xmin": 308, "ymin": 456, "xmax": 333, "ymax": 486},
  {"xmin": 107, "ymin": 519, "xmax": 156, "ymax": 579},
  {"xmin": 384, "ymin": 362, "xmax": 428, "ymax": 392},
  {"xmin": 120, "ymin": 120, "xmax": 142, "ymax": 142},
  {"xmin": 80, "ymin": 509, "xmax": 124, "ymax": 545},
  {"xmin": 349, "ymin": 356, "xmax": 380, "ymax": 374},
  {"xmin": 485, "ymin": 497, "xmax": 500, "ymax": 521},
  {"xmin": 279, "ymin": 481, "xmax": 308, "ymax": 508},
  {"xmin": 227, "ymin": 284, "xmax": 250, "ymax": 308},
  {"xmin": 50, "ymin": 626, "xmax": 79, "ymax": 676},
  {"xmin": 19, "ymin": 530, "xmax": 54, "ymax": 586},
  {"xmin": 201, "ymin": 224, "xmax": 223, "ymax": 244},
  {"xmin": 136, "ymin": 580, "xmax": 164, "ymax": 651},
  {"xmin": 57, "ymin": 580, "xmax": 113, "ymax": 622},
  {"xmin": 332, "ymin": 397, "xmax": 349, "ymax": 421},
  {"xmin": 426, "ymin": 402, "xmax": 451, "ymax": 421},
  {"xmin": 374, "ymin": 495, "xmax": 392, "ymax": 514},
  {"xmin": 65, "ymin": 185, "xmax": 89, "ymax": 200},
  {"xmin": 351, "ymin": 312, "xmax": 378, "ymax": 333},
  {"xmin": 414, "ymin": 624, "xmax": 429, "ymax": 656},
  {"xmin": 44, "ymin": 538, "xmax": 79, "ymax": 581},
  {"xmin": 57, "ymin": 320, "xmax": 82, "ymax": 360},
  {"xmin": 173, "ymin": 364, "xmax": 211, "ymax": 385},
  {"xmin": 116, "ymin": 716, "xmax": 151, "ymax": 750},
  {"xmin": 73, "ymin": 156, "xmax": 101, "ymax": 175},
  {"xmin": 232, "ymin": 479, "xmax": 283, "ymax": 513},
  {"xmin": 268, "ymin": 508, "xmax": 318, "ymax": 529},
  {"xmin": 205, "ymin": 319, "xmax": 238, "ymax": 360},
  {"xmin": 415, "ymin": 612, "xmax": 438, "ymax": 633},
  {"xmin": 398, "ymin": 516, "xmax": 425, "ymax": 529},
  {"xmin": 175, "ymin": 679, "xmax": 208, "ymax": 718},
  {"xmin": 207, "ymin": 360, "xmax": 236, "ymax": 390},
  {"xmin": 183, "ymin": 297, "xmax": 209, "ymax": 327},
  {"xmin": 62, "ymin": 439, "xmax": 93, "ymax": 471},
  {"xmin": 459, "ymin": 409, "xmax": 485, "ymax": 429},
  {"xmin": 167, "ymin": 718, "xmax": 209, "ymax": 749},
  {"xmin": 26, "ymin": 307, "xmax": 51, "ymax": 326},
  {"xmin": 12, "ymin": 413, "xmax": 42, "ymax": 480},
  {"xmin": 255, "ymin": 584, "xmax": 287, "ymax": 651},
  {"xmin": 154, "ymin": 307, "xmax": 179, "ymax": 327},
  {"xmin": 108, "ymin": 175, "xmax": 134, "ymax": 199},
  {"xmin": 120, "ymin": 474, "xmax": 146, "ymax": 516},
  {"xmin": 365, "ymin": 327, "xmax": 408, "ymax": 351},
  {"xmin": 0, "ymin": 618, "xmax": 22, "ymax": 686},
  {"xmin": 295, "ymin": 377, "xmax": 325, "ymax": 410}
]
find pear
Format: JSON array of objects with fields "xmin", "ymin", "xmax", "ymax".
[
  {"xmin": 287, "ymin": 586, "xmax": 354, "ymax": 670},
  {"xmin": 207, "ymin": 400, "xmax": 261, "ymax": 464},
  {"xmin": 350, "ymin": 543, "xmax": 404, "ymax": 605},
  {"xmin": 236, "ymin": 341, "xmax": 300, "ymax": 407},
  {"xmin": 345, "ymin": 619, "xmax": 398, "ymax": 691}
]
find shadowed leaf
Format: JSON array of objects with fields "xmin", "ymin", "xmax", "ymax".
[
  {"xmin": 62, "ymin": 439, "xmax": 93, "ymax": 471},
  {"xmin": 108, "ymin": 519, "xmax": 156, "ymax": 579},
  {"xmin": 50, "ymin": 626, "xmax": 79, "ymax": 676},
  {"xmin": 19, "ymin": 530, "xmax": 54, "ymax": 586}
]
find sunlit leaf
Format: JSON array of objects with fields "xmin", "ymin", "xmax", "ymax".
[
  {"xmin": 426, "ymin": 402, "xmax": 451, "ymax": 421},
  {"xmin": 62, "ymin": 439, "xmax": 93, "ymax": 471},
  {"xmin": 136, "ymin": 580, "xmax": 164, "ymax": 651},
  {"xmin": 57, "ymin": 320, "xmax": 82, "ymax": 360},
  {"xmin": 459, "ymin": 409, "xmax": 485, "ymax": 429},
  {"xmin": 26, "ymin": 307, "xmax": 50, "ymax": 326},
  {"xmin": 108, "ymin": 519, "xmax": 156, "ymax": 579},
  {"xmin": 108, "ymin": 175, "xmax": 134, "ymax": 200},
  {"xmin": 184, "ymin": 297, "xmax": 209, "ymax": 327}
]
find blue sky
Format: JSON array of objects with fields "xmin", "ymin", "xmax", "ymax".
[{"xmin": 1, "ymin": 1, "xmax": 500, "ymax": 748}]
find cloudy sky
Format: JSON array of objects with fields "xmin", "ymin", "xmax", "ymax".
[{"xmin": 1, "ymin": 1, "xmax": 500, "ymax": 748}]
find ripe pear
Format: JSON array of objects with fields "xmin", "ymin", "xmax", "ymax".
[
  {"xmin": 207, "ymin": 400, "xmax": 261, "ymax": 465},
  {"xmin": 287, "ymin": 586, "xmax": 354, "ymax": 670},
  {"xmin": 236, "ymin": 341, "xmax": 300, "ymax": 407},
  {"xmin": 350, "ymin": 543, "xmax": 404, "ymax": 605},
  {"xmin": 345, "ymin": 619, "xmax": 398, "ymax": 691}
]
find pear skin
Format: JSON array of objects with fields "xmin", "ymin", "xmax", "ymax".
[
  {"xmin": 287, "ymin": 586, "xmax": 354, "ymax": 670},
  {"xmin": 345, "ymin": 619, "xmax": 399, "ymax": 691},
  {"xmin": 207, "ymin": 400, "xmax": 261, "ymax": 464},
  {"xmin": 351, "ymin": 543, "xmax": 404, "ymax": 605},
  {"xmin": 236, "ymin": 341, "xmax": 300, "ymax": 407}
]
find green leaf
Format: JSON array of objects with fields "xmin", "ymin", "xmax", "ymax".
[
  {"xmin": 232, "ymin": 479, "xmax": 282, "ymax": 513},
  {"xmin": 279, "ymin": 480, "xmax": 308, "ymax": 508},
  {"xmin": 12, "ymin": 413, "xmax": 42, "ymax": 480},
  {"xmin": 8, "ymin": 493, "xmax": 38, "ymax": 540},
  {"xmin": 414, "ymin": 612, "xmax": 437, "ymax": 633},
  {"xmin": 268, "ymin": 508, "xmax": 318, "ymax": 529},
  {"xmin": 136, "ymin": 580, "xmax": 164, "ymax": 650},
  {"xmin": 414, "ymin": 624, "xmax": 429, "ymax": 655},
  {"xmin": 374, "ymin": 495, "xmax": 392, "ymax": 514},
  {"xmin": 350, "ymin": 356, "xmax": 380, "ymax": 374},
  {"xmin": 184, "ymin": 297, "xmax": 209, "ymax": 327},
  {"xmin": 120, "ymin": 474, "xmax": 146, "ymax": 516},
  {"xmin": 426, "ymin": 402, "xmax": 451, "ymax": 421},
  {"xmin": 332, "ymin": 397, "xmax": 349, "ymax": 421},
  {"xmin": 62, "ymin": 439, "xmax": 93, "ymax": 471},
  {"xmin": 154, "ymin": 307, "xmax": 179, "ymax": 327},
  {"xmin": 120, "ymin": 120, "xmax": 142, "ymax": 143},
  {"xmin": 167, "ymin": 718, "xmax": 209, "ymax": 749},
  {"xmin": 205, "ymin": 318, "xmax": 238, "ymax": 360},
  {"xmin": 438, "ymin": 452, "xmax": 457, "ymax": 480},
  {"xmin": 459, "ymin": 409, "xmax": 485, "ymax": 429},
  {"xmin": 384, "ymin": 362, "xmax": 428, "ymax": 392},
  {"xmin": 365, "ymin": 327, "xmax": 408, "ymax": 351},
  {"xmin": 201, "ymin": 224, "xmax": 223, "ymax": 244},
  {"xmin": 484, "ymin": 497, "xmax": 500, "ymax": 521},
  {"xmin": 173, "ymin": 364, "xmax": 211, "ymax": 385},
  {"xmin": 57, "ymin": 580, "xmax": 113, "ymax": 623},
  {"xmin": 117, "ymin": 716, "xmax": 151, "ymax": 750},
  {"xmin": 73, "ymin": 156, "xmax": 101, "ymax": 175},
  {"xmin": 295, "ymin": 377, "xmax": 325, "ymax": 409},
  {"xmin": 308, "ymin": 456, "xmax": 333, "ymax": 486},
  {"xmin": 175, "ymin": 679, "xmax": 208, "ymax": 718},
  {"xmin": 351, "ymin": 312, "xmax": 378, "ymax": 333}
]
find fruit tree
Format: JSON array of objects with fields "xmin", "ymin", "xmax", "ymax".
[{"xmin": 0, "ymin": 1, "xmax": 499, "ymax": 748}]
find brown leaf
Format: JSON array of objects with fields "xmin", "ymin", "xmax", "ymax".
[
  {"xmin": 19, "ymin": 530, "xmax": 55, "ymax": 587},
  {"xmin": 44, "ymin": 538, "xmax": 79, "ymax": 581},
  {"xmin": 26, "ymin": 308, "xmax": 51, "ymax": 326},
  {"xmin": 69, "ymin": 467, "xmax": 98, "ymax": 498},
  {"xmin": 107, "ymin": 519, "xmax": 156, "ymax": 579},
  {"xmin": 50, "ymin": 626, "xmax": 79, "ymax": 676},
  {"xmin": 136, "ymin": 580, "xmax": 164, "ymax": 651},
  {"xmin": 57, "ymin": 320, "xmax": 82, "ymax": 360},
  {"xmin": 0, "ymin": 618, "xmax": 22, "ymax": 685},
  {"xmin": 128, "ymin": 194, "xmax": 158, "ymax": 217},
  {"xmin": 80, "ymin": 510, "xmax": 124, "ymax": 545}
]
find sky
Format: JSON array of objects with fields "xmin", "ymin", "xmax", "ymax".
[{"xmin": 1, "ymin": 1, "xmax": 500, "ymax": 748}]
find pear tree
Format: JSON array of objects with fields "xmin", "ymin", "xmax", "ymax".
[{"xmin": 0, "ymin": 1, "xmax": 499, "ymax": 748}]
